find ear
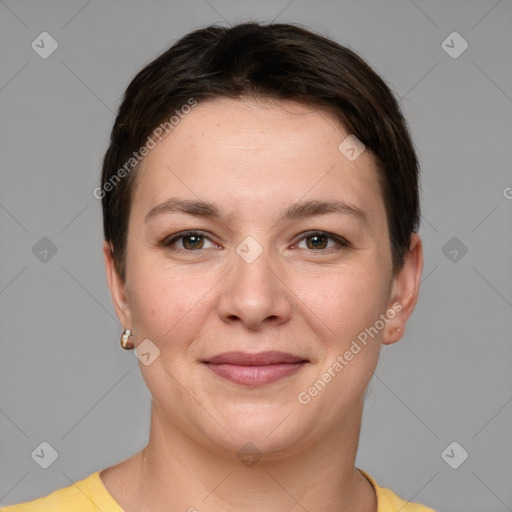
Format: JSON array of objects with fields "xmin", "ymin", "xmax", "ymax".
[
  {"xmin": 382, "ymin": 233, "xmax": 424, "ymax": 346},
  {"xmin": 103, "ymin": 240, "xmax": 132, "ymax": 329}
]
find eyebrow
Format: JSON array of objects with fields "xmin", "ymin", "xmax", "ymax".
[{"xmin": 145, "ymin": 197, "xmax": 368, "ymax": 225}]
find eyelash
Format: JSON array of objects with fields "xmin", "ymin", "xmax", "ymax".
[{"xmin": 160, "ymin": 230, "xmax": 351, "ymax": 252}]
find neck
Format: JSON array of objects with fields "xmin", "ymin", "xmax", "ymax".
[{"xmin": 128, "ymin": 398, "xmax": 376, "ymax": 512}]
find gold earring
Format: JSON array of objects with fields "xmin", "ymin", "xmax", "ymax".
[{"xmin": 120, "ymin": 329, "xmax": 135, "ymax": 350}]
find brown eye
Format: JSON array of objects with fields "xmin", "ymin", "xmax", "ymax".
[
  {"xmin": 305, "ymin": 233, "xmax": 328, "ymax": 250},
  {"xmin": 182, "ymin": 234, "xmax": 204, "ymax": 250},
  {"xmin": 295, "ymin": 231, "xmax": 350, "ymax": 251},
  {"xmin": 162, "ymin": 231, "xmax": 216, "ymax": 251}
]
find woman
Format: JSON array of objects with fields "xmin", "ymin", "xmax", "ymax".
[{"xmin": 1, "ymin": 22, "xmax": 434, "ymax": 512}]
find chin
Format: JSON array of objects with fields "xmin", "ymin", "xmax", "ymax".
[{"xmin": 198, "ymin": 405, "xmax": 310, "ymax": 459}]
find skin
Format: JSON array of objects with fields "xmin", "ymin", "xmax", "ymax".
[{"xmin": 101, "ymin": 97, "xmax": 423, "ymax": 512}]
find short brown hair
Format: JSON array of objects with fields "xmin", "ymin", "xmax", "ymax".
[{"xmin": 101, "ymin": 22, "xmax": 420, "ymax": 281}]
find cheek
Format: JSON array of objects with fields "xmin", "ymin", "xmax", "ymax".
[
  {"xmin": 296, "ymin": 270, "xmax": 387, "ymax": 409},
  {"xmin": 296, "ymin": 265, "xmax": 389, "ymax": 339},
  {"xmin": 127, "ymin": 262, "xmax": 214, "ymax": 346}
]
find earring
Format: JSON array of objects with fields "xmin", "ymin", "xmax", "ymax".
[
  {"xmin": 120, "ymin": 328, "xmax": 135, "ymax": 350},
  {"xmin": 395, "ymin": 327, "xmax": 401, "ymax": 335}
]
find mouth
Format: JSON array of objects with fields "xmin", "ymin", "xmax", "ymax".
[{"xmin": 202, "ymin": 351, "xmax": 308, "ymax": 387}]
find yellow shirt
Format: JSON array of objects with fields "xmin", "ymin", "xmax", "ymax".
[{"xmin": 1, "ymin": 468, "xmax": 436, "ymax": 511}]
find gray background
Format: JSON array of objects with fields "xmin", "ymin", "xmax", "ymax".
[{"xmin": 0, "ymin": 1, "xmax": 511, "ymax": 511}]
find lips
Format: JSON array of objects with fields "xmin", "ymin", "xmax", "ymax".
[
  {"xmin": 203, "ymin": 351, "xmax": 308, "ymax": 386},
  {"xmin": 205, "ymin": 351, "xmax": 305, "ymax": 365}
]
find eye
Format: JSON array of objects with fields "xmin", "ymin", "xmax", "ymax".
[
  {"xmin": 160, "ymin": 230, "xmax": 350, "ymax": 252},
  {"xmin": 161, "ymin": 231, "xmax": 217, "ymax": 251},
  {"xmin": 294, "ymin": 231, "xmax": 350, "ymax": 251}
]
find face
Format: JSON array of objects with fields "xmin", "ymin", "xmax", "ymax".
[{"xmin": 104, "ymin": 97, "xmax": 422, "ymax": 457}]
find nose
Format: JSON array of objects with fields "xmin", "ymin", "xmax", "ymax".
[{"xmin": 217, "ymin": 245, "xmax": 293, "ymax": 330}]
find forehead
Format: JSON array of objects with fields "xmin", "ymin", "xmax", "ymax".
[{"xmin": 132, "ymin": 97, "xmax": 386, "ymax": 229}]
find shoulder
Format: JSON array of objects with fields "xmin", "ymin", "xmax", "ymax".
[
  {"xmin": 0, "ymin": 470, "xmax": 123, "ymax": 512},
  {"xmin": 358, "ymin": 469, "xmax": 437, "ymax": 512}
]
